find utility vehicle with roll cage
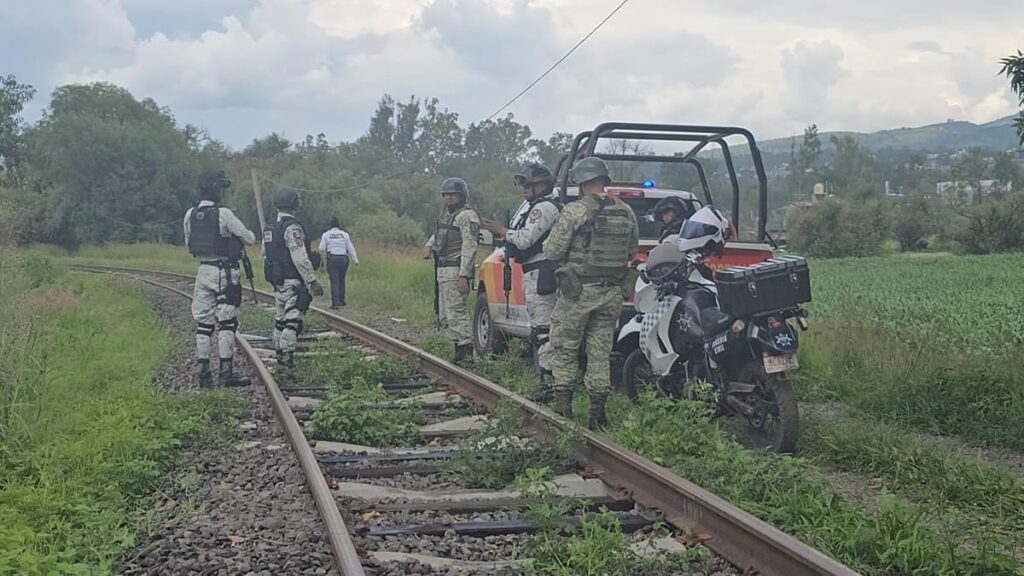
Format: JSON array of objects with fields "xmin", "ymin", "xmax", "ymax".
[{"xmin": 472, "ymin": 122, "xmax": 779, "ymax": 369}]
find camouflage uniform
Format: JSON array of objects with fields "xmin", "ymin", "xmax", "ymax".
[
  {"xmin": 184, "ymin": 200, "xmax": 256, "ymax": 386},
  {"xmin": 505, "ymin": 198, "xmax": 560, "ymax": 373},
  {"xmin": 544, "ymin": 190, "xmax": 639, "ymax": 426},
  {"xmin": 428, "ymin": 207, "xmax": 480, "ymax": 347},
  {"xmin": 269, "ymin": 215, "xmax": 319, "ymax": 355}
]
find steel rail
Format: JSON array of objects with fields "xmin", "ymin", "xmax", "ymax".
[
  {"xmin": 72, "ymin": 264, "xmax": 860, "ymax": 576},
  {"xmin": 73, "ymin": 266, "xmax": 367, "ymax": 576}
]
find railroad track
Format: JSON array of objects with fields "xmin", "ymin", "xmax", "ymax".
[{"xmin": 74, "ymin": 264, "xmax": 859, "ymax": 576}]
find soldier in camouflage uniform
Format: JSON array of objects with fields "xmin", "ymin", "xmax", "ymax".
[
  {"xmin": 423, "ymin": 177, "xmax": 480, "ymax": 365},
  {"xmin": 482, "ymin": 163, "xmax": 561, "ymax": 400},
  {"xmin": 543, "ymin": 158, "xmax": 639, "ymax": 429},
  {"xmin": 263, "ymin": 187, "xmax": 324, "ymax": 370},
  {"xmin": 184, "ymin": 170, "xmax": 257, "ymax": 388}
]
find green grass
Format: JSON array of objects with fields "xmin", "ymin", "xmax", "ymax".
[{"xmin": 0, "ymin": 254, "xmax": 244, "ymax": 574}]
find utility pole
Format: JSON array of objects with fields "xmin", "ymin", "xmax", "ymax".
[{"xmin": 251, "ymin": 168, "xmax": 267, "ymax": 235}]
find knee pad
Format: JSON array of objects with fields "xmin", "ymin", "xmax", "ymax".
[
  {"xmin": 274, "ymin": 320, "xmax": 287, "ymax": 332},
  {"xmin": 282, "ymin": 318, "xmax": 303, "ymax": 335},
  {"xmin": 196, "ymin": 322, "xmax": 215, "ymax": 337},
  {"xmin": 218, "ymin": 318, "xmax": 239, "ymax": 333}
]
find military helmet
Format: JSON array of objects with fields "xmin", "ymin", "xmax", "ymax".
[
  {"xmin": 441, "ymin": 177, "xmax": 469, "ymax": 199},
  {"xmin": 513, "ymin": 163, "xmax": 555, "ymax": 186},
  {"xmin": 273, "ymin": 187, "xmax": 301, "ymax": 210},
  {"xmin": 197, "ymin": 169, "xmax": 232, "ymax": 200},
  {"xmin": 569, "ymin": 157, "xmax": 611, "ymax": 185}
]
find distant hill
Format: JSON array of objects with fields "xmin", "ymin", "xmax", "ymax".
[{"xmin": 759, "ymin": 115, "xmax": 1020, "ymax": 155}]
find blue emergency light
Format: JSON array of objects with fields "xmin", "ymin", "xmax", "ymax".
[{"xmin": 642, "ymin": 179, "xmax": 656, "ymax": 188}]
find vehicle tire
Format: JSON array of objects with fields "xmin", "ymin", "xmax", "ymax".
[
  {"xmin": 621, "ymin": 348, "xmax": 656, "ymax": 403},
  {"xmin": 473, "ymin": 295, "xmax": 507, "ymax": 356},
  {"xmin": 736, "ymin": 361, "xmax": 800, "ymax": 453}
]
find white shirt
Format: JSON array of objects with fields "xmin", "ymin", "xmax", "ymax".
[{"xmin": 319, "ymin": 227, "xmax": 359, "ymax": 263}]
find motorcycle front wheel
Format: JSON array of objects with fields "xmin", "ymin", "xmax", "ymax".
[
  {"xmin": 621, "ymin": 349, "xmax": 684, "ymax": 402},
  {"xmin": 734, "ymin": 361, "xmax": 800, "ymax": 453}
]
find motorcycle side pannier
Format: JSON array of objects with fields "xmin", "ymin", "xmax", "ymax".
[{"xmin": 715, "ymin": 256, "xmax": 812, "ymax": 318}]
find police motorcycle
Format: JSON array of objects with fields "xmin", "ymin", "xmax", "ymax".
[{"xmin": 617, "ymin": 207, "xmax": 809, "ymax": 453}]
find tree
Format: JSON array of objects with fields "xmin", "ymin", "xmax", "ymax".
[
  {"xmin": 464, "ymin": 113, "xmax": 532, "ymax": 165},
  {"xmin": 828, "ymin": 134, "xmax": 880, "ymax": 198},
  {"xmin": 23, "ymin": 83, "xmax": 200, "ymax": 247},
  {"xmin": 950, "ymin": 148, "xmax": 988, "ymax": 203},
  {"xmin": 0, "ymin": 75, "xmax": 36, "ymax": 170},
  {"xmin": 999, "ymin": 50, "xmax": 1024, "ymax": 146},
  {"xmin": 993, "ymin": 151, "xmax": 1021, "ymax": 191},
  {"xmin": 244, "ymin": 132, "xmax": 292, "ymax": 158},
  {"xmin": 529, "ymin": 131, "xmax": 574, "ymax": 169}
]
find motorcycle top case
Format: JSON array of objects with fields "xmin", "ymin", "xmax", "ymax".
[{"xmin": 715, "ymin": 256, "xmax": 812, "ymax": 318}]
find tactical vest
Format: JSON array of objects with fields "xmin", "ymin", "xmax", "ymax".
[
  {"xmin": 187, "ymin": 205, "xmax": 243, "ymax": 260},
  {"xmin": 263, "ymin": 216, "xmax": 311, "ymax": 285},
  {"xmin": 436, "ymin": 206, "xmax": 468, "ymax": 267},
  {"xmin": 569, "ymin": 195, "xmax": 635, "ymax": 282},
  {"xmin": 507, "ymin": 198, "xmax": 561, "ymax": 264}
]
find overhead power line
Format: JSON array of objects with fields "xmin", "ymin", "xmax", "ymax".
[{"xmin": 484, "ymin": 0, "xmax": 633, "ymax": 122}]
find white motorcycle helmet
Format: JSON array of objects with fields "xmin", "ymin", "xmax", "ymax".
[{"xmin": 676, "ymin": 206, "xmax": 731, "ymax": 253}]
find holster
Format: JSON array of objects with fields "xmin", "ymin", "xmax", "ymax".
[
  {"xmin": 295, "ymin": 284, "xmax": 313, "ymax": 312},
  {"xmin": 554, "ymin": 266, "xmax": 582, "ymax": 300},
  {"xmin": 225, "ymin": 282, "xmax": 243, "ymax": 307},
  {"xmin": 536, "ymin": 261, "xmax": 558, "ymax": 296}
]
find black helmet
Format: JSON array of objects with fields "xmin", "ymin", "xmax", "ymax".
[
  {"xmin": 273, "ymin": 187, "xmax": 301, "ymax": 210},
  {"xmin": 441, "ymin": 177, "xmax": 469, "ymax": 199},
  {"xmin": 513, "ymin": 163, "xmax": 555, "ymax": 186},
  {"xmin": 198, "ymin": 169, "xmax": 231, "ymax": 201},
  {"xmin": 653, "ymin": 196, "xmax": 689, "ymax": 221}
]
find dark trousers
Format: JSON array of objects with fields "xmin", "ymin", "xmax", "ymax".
[{"xmin": 326, "ymin": 254, "xmax": 350, "ymax": 307}]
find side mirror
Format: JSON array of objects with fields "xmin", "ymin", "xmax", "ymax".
[{"xmin": 478, "ymin": 229, "xmax": 495, "ymax": 247}]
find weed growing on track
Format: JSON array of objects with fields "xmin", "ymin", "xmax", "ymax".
[
  {"xmin": 447, "ymin": 403, "xmax": 576, "ymax": 489},
  {"xmin": 237, "ymin": 303, "xmax": 329, "ymax": 334},
  {"xmin": 518, "ymin": 468, "xmax": 698, "ymax": 576},
  {"xmin": 303, "ymin": 341, "xmax": 424, "ymax": 446},
  {"xmin": 0, "ymin": 256, "xmax": 245, "ymax": 575},
  {"xmin": 609, "ymin": 394, "xmax": 1021, "ymax": 575}
]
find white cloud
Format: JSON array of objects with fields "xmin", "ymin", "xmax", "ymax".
[{"xmin": 1, "ymin": 0, "xmax": 1019, "ymax": 146}]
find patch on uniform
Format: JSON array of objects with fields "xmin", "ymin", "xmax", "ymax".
[
  {"xmin": 528, "ymin": 208, "xmax": 542, "ymax": 222},
  {"xmin": 289, "ymin": 228, "xmax": 305, "ymax": 242}
]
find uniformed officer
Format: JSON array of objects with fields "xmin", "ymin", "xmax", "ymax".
[
  {"xmin": 262, "ymin": 187, "xmax": 324, "ymax": 370},
  {"xmin": 543, "ymin": 157, "xmax": 639, "ymax": 429},
  {"xmin": 652, "ymin": 196, "xmax": 693, "ymax": 243},
  {"xmin": 482, "ymin": 163, "xmax": 561, "ymax": 400},
  {"xmin": 184, "ymin": 170, "xmax": 257, "ymax": 387},
  {"xmin": 422, "ymin": 177, "xmax": 480, "ymax": 365}
]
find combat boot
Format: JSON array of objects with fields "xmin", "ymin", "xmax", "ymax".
[
  {"xmin": 452, "ymin": 344, "xmax": 473, "ymax": 366},
  {"xmin": 196, "ymin": 359, "xmax": 213, "ymax": 389},
  {"xmin": 218, "ymin": 357, "xmax": 251, "ymax": 387},
  {"xmin": 529, "ymin": 371, "xmax": 554, "ymax": 403},
  {"xmin": 588, "ymin": 394, "xmax": 608, "ymax": 431},
  {"xmin": 552, "ymin": 389, "xmax": 574, "ymax": 418}
]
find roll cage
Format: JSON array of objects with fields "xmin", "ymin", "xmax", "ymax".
[{"xmin": 554, "ymin": 123, "xmax": 773, "ymax": 245}]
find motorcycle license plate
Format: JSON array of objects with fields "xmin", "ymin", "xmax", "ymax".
[{"xmin": 763, "ymin": 353, "xmax": 798, "ymax": 374}]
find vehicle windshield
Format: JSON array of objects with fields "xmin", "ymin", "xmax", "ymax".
[{"xmin": 511, "ymin": 196, "xmax": 696, "ymax": 242}]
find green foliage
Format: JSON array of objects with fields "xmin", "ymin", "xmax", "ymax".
[
  {"xmin": 955, "ymin": 191, "xmax": 1024, "ymax": 253},
  {"xmin": 306, "ymin": 382, "xmax": 424, "ymax": 446},
  {"xmin": 609, "ymin": 395, "xmax": 1020, "ymax": 575},
  {"xmin": 787, "ymin": 197, "xmax": 891, "ymax": 257},
  {"xmin": 827, "ymin": 134, "xmax": 881, "ymax": 198},
  {"xmin": 0, "ymin": 74, "xmax": 36, "ymax": 170},
  {"xmin": 446, "ymin": 403, "xmax": 575, "ymax": 489},
  {"xmin": 999, "ymin": 50, "xmax": 1024, "ymax": 146},
  {"xmin": 0, "ymin": 269, "xmax": 244, "ymax": 574}
]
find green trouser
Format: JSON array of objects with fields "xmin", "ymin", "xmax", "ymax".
[{"xmin": 549, "ymin": 283, "xmax": 621, "ymax": 396}]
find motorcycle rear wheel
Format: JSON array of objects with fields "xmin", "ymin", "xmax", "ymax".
[
  {"xmin": 622, "ymin": 349, "xmax": 681, "ymax": 402},
  {"xmin": 735, "ymin": 361, "xmax": 800, "ymax": 453}
]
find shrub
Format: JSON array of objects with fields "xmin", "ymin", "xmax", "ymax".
[{"xmin": 787, "ymin": 197, "xmax": 891, "ymax": 258}]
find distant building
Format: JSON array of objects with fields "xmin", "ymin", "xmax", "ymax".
[{"xmin": 936, "ymin": 179, "xmax": 1011, "ymax": 202}]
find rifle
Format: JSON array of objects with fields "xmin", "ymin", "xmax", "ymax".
[
  {"xmin": 432, "ymin": 252, "xmax": 441, "ymax": 330},
  {"xmin": 240, "ymin": 252, "xmax": 258, "ymax": 304},
  {"xmin": 502, "ymin": 248, "xmax": 513, "ymax": 319}
]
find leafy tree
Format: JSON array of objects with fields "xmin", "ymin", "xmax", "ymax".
[
  {"xmin": 992, "ymin": 151, "xmax": 1021, "ymax": 191},
  {"xmin": 0, "ymin": 75, "xmax": 37, "ymax": 171},
  {"xmin": 827, "ymin": 134, "xmax": 880, "ymax": 198},
  {"xmin": 950, "ymin": 147, "xmax": 988, "ymax": 203},
  {"xmin": 999, "ymin": 50, "xmax": 1024, "ymax": 146},
  {"xmin": 529, "ymin": 131, "xmax": 574, "ymax": 169},
  {"xmin": 787, "ymin": 197, "xmax": 891, "ymax": 257},
  {"xmin": 244, "ymin": 132, "xmax": 292, "ymax": 158},
  {"xmin": 22, "ymin": 83, "xmax": 200, "ymax": 247},
  {"xmin": 464, "ymin": 113, "xmax": 532, "ymax": 165}
]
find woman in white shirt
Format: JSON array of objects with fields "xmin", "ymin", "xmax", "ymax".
[{"xmin": 318, "ymin": 217, "xmax": 359, "ymax": 308}]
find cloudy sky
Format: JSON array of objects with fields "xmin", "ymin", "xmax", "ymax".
[{"xmin": 2, "ymin": 0, "xmax": 1020, "ymax": 147}]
